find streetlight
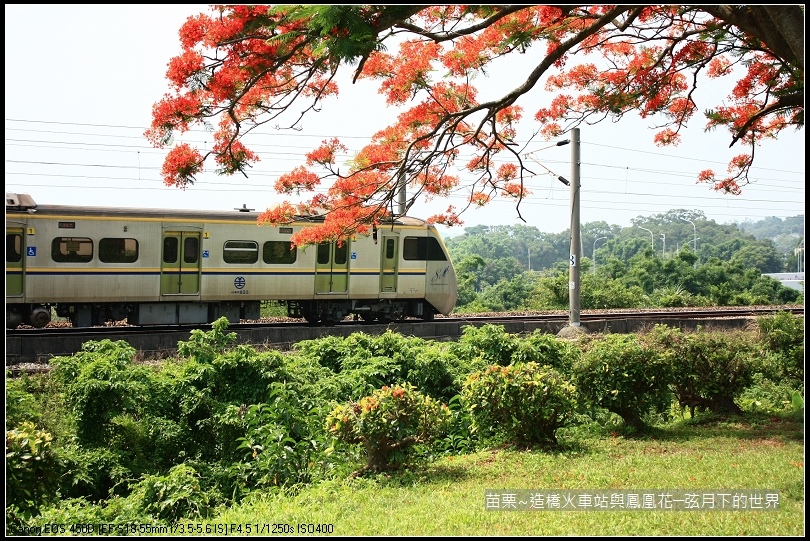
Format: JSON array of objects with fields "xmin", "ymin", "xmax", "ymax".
[
  {"xmin": 680, "ymin": 217, "xmax": 698, "ymax": 252},
  {"xmin": 660, "ymin": 233, "xmax": 666, "ymax": 257},
  {"xmin": 592, "ymin": 236, "xmax": 607, "ymax": 273},
  {"xmin": 638, "ymin": 226, "xmax": 653, "ymax": 250}
]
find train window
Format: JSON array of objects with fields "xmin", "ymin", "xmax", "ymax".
[
  {"xmin": 163, "ymin": 237, "xmax": 178, "ymax": 263},
  {"xmin": 317, "ymin": 242, "xmax": 330, "ymax": 264},
  {"xmin": 99, "ymin": 238, "xmax": 138, "ymax": 263},
  {"xmin": 184, "ymin": 237, "xmax": 199, "ymax": 264},
  {"xmin": 52, "ymin": 237, "xmax": 93, "ymax": 263},
  {"xmin": 263, "ymin": 241, "xmax": 297, "ymax": 264},
  {"xmin": 334, "ymin": 242, "xmax": 348, "ymax": 265},
  {"xmin": 6, "ymin": 233, "xmax": 22, "ymax": 263},
  {"xmin": 317, "ymin": 241, "xmax": 349, "ymax": 264},
  {"xmin": 385, "ymin": 239, "xmax": 395, "ymax": 259},
  {"xmin": 403, "ymin": 237, "xmax": 447, "ymax": 261},
  {"xmin": 223, "ymin": 240, "xmax": 258, "ymax": 264}
]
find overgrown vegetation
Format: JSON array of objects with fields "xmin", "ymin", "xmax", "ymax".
[
  {"xmin": 446, "ymin": 210, "xmax": 803, "ymax": 313},
  {"xmin": 5, "ymin": 313, "xmax": 804, "ymax": 534}
]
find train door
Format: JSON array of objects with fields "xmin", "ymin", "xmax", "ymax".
[
  {"xmin": 161, "ymin": 231, "xmax": 201, "ymax": 295},
  {"xmin": 380, "ymin": 234, "xmax": 399, "ymax": 292},
  {"xmin": 315, "ymin": 241, "xmax": 349, "ymax": 293},
  {"xmin": 6, "ymin": 227, "xmax": 24, "ymax": 297}
]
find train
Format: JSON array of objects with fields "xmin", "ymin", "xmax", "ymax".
[{"xmin": 5, "ymin": 193, "xmax": 458, "ymax": 329}]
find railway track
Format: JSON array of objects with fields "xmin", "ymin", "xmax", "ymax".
[{"xmin": 6, "ymin": 305, "xmax": 803, "ymax": 367}]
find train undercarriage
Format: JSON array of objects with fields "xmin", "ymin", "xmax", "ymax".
[
  {"xmin": 7, "ymin": 298, "xmax": 437, "ymax": 329},
  {"xmin": 288, "ymin": 299, "xmax": 435, "ymax": 324}
]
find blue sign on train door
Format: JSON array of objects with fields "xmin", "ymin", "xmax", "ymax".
[{"xmin": 27, "ymin": 247, "xmax": 36, "ymax": 256}]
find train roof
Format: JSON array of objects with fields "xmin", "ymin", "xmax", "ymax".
[{"xmin": 5, "ymin": 193, "xmax": 430, "ymax": 227}]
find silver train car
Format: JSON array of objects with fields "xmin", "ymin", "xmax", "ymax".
[{"xmin": 5, "ymin": 193, "xmax": 457, "ymax": 328}]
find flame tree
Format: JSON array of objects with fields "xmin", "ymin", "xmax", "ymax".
[{"xmin": 146, "ymin": 5, "xmax": 804, "ymax": 246}]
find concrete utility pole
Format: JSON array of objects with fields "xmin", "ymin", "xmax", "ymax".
[
  {"xmin": 396, "ymin": 169, "xmax": 406, "ymax": 216},
  {"xmin": 539, "ymin": 129, "xmax": 579, "ymax": 336},
  {"xmin": 569, "ymin": 128, "xmax": 581, "ymax": 327},
  {"xmin": 660, "ymin": 233, "xmax": 666, "ymax": 257}
]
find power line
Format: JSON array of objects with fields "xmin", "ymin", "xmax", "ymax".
[{"xmin": 6, "ymin": 118, "xmax": 804, "ymax": 223}]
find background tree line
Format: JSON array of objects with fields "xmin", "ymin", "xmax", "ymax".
[{"xmin": 445, "ymin": 209, "xmax": 804, "ymax": 312}]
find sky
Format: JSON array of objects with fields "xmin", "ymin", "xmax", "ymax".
[{"xmin": 5, "ymin": 5, "xmax": 805, "ymax": 237}]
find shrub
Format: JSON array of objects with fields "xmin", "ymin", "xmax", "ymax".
[
  {"xmin": 680, "ymin": 330, "xmax": 758, "ymax": 415},
  {"xmin": 6, "ymin": 422, "xmax": 62, "ymax": 519},
  {"xmin": 170, "ymin": 345, "xmax": 290, "ymax": 463},
  {"xmin": 449, "ymin": 324, "xmax": 521, "ymax": 366},
  {"xmin": 573, "ymin": 333, "xmax": 673, "ymax": 429},
  {"xmin": 127, "ymin": 464, "xmax": 219, "ymax": 522},
  {"xmin": 326, "ymin": 384, "xmax": 452, "ymax": 475},
  {"xmin": 57, "ymin": 444, "xmax": 133, "ymax": 501},
  {"xmin": 294, "ymin": 331, "xmax": 466, "ymax": 402},
  {"xmin": 176, "ymin": 316, "xmax": 238, "ymax": 363},
  {"xmin": 645, "ymin": 327, "xmax": 757, "ymax": 416},
  {"xmin": 230, "ymin": 383, "xmax": 328, "ymax": 496},
  {"xmin": 294, "ymin": 333, "xmax": 367, "ymax": 373},
  {"xmin": 433, "ymin": 395, "xmax": 479, "ymax": 455},
  {"xmin": 651, "ymin": 286, "xmax": 705, "ymax": 308},
  {"xmin": 24, "ymin": 496, "xmax": 151, "ymax": 533},
  {"xmin": 738, "ymin": 372, "xmax": 805, "ymax": 414},
  {"xmin": 580, "ymin": 276, "xmax": 647, "ymax": 309},
  {"xmin": 511, "ymin": 331, "xmax": 580, "ymax": 375},
  {"xmin": 50, "ymin": 340, "xmax": 153, "ymax": 447},
  {"xmin": 756, "ymin": 311, "xmax": 804, "ymax": 384},
  {"xmin": 6, "ymin": 373, "xmax": 48, "ymax": 428},
  {"xmin": 461, "ymin": 362, "xmax": 579, "ymax": 446}
]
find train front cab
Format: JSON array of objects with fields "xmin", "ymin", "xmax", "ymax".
[
  {"xmin": 374, "ymin": 222, "xmax": 457, "ymax": 320},
  {"xmin": 419, "ymin": 225, "xmax": 457, "ymax": 317}
]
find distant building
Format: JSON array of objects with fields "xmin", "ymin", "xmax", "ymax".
[{"xmin": 762, "ymin": 272, "xmax": 805, "ymax": 292}]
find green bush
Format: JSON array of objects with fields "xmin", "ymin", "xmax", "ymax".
[
  {"xmin": 573, "ymin": 333, "xmax": 673, "ymax": 429},
  {"xmin": 648, "ymin": 328, "xmax": 756, "ymax": 416},
  {"xmin": 294, "ymin": 333, "xmax": 363, "ymax": 373},
  {"xmin": 449, "ymin": 324, "xmax": 521, "ymax": 366},
  {"xmin": 13, "ymin": 314, "xmax": 802, "ymax": 527},
  {"xmin": 260, "ymin": 300, "xmax": 289, "ymax": 318},
  {"xmin": 738, "ymin": 372, "xmax": 805, "ymax": 414},
  {"xmin": 230, "ymin": 383, "xmax": 328, "ymax": 496},
  {"xmin": 756, "ymin": 311, "xmax": 804, "ymax": 384},
  {"xmin": 326, "ymin": 384, "xmax": 452, "ymax": 475},
  {"xmin": 511, "ymin": 330, "xmax": 580, "ymax": 375},
  {"xmin": 57, "ymin": 444, "xmax": 133, "ymax": 501},
  {"xmin": 176, "ymin": 316, "xmax": 238, "ymax": 363},
  {"xmin": 433, "ymin": 395, "xmax": 479, "ymax": 455},
  {"xmin": 24, "ymin": 496, "xmax": 151, "ymax": 533},
  {"xmin": 6, "ymin": 422, "xmax": 62, "ymax": 519},
  {"xmin": 294, "ymin": 331, "xmax": 466, "ymax": 402},
  {"xmin": 50, "ymin": 340, "xmax": 153, "ymax": 447},
  {"xmin": 6, "ymin": 373, "xmax": 48, "ymax": 429},
  {"xmin": 461, "ymin": 362, "xmax": 579, "ymax": 446},
  {"xmin": 651, "ymin": 286, "xmax": 707, "ymax": 308},
  {"xmin": 127, "ymin": 463, "xmax": 219, "ymax": 522},
  {"xmin": 170, "ymin": 344, "xmax": 291, "ymax": 463},
  {"xmin": 580, "ymin": 276, "xmax": 647, "ymax": 309}
]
